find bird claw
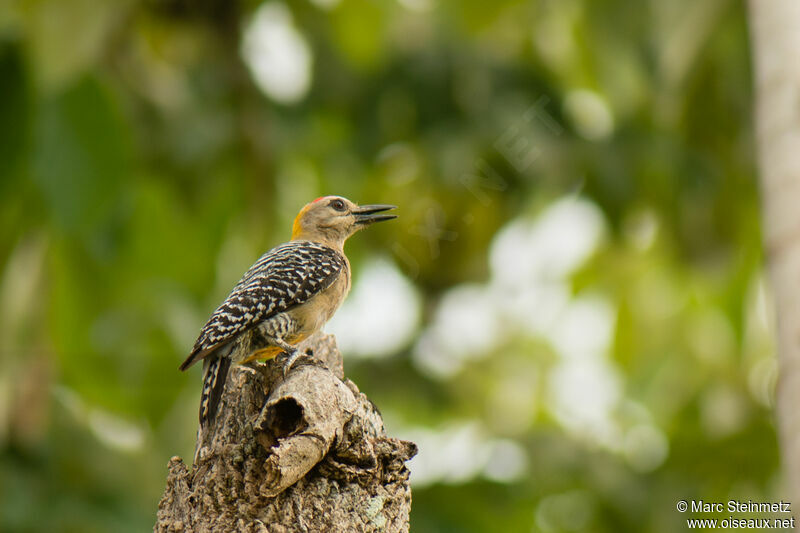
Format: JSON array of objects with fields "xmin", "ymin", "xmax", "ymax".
[{"xmin": 281, "ymin": 349, "xmax": 301, "ymax": 377}]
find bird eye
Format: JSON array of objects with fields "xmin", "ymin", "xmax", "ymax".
[{"xmin": 330, "ymin": 199, "xmax": 346, "ymax": 212}]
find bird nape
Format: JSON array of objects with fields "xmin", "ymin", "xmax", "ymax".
[{"xmin": 180, "ymin": 196, "xmax": 397, "ymax": 427}]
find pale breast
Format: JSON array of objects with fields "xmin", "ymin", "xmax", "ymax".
[{"xmin": 289, "ymin": 261, "xmax": 351, "ymax": 335}]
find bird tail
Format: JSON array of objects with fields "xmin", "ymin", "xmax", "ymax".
[{"xmin": 199, "ymin": 354, "xmax": 231, "ymax": 427}]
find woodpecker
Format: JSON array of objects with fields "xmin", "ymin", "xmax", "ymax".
[{"xmin": 180, "ymin": 196, "xmax": 397, "ymax": 427}]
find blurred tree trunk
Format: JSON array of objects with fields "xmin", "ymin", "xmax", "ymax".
[
  {"xmin": 154, "ymin": 333, "xmax": 417, "ymax": 532},
  {"xmin": 749, "ymin": 0, "xmax": 800, "ymax": 505}
]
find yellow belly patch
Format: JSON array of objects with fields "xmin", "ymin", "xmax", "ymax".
[
  {"xmin": 238, "ymin": 331, "xmax": 311, "ymax": 364},
  {"xmin": 240, "ymin": 346, "xmax": 283, "ymax": 364}
]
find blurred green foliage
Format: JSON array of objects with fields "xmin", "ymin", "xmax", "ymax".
[{"xmin": 0, "ymin": 0, "xmax": 777, "ymax": 532}]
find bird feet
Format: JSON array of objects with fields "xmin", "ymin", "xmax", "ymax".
[
  {"xmin": 280, "ymin": 349, "xmax": 301, "ymax": 377},
  {"xmin": 277, "ymin": 347, "xmax": 316, "ymax": 377}
]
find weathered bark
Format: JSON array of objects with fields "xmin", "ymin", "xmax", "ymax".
[
  {"xmin": 749, "ymin": 0, "xmax": 800, "ymax": 506},
  {"xmin": 155, "ymin": 333, "xmax": 417, "ymax": 532}
]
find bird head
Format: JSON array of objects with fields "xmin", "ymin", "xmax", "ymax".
[{"xmin": 291, "ymin": 196, "xmax": 397, "ymax": 246}]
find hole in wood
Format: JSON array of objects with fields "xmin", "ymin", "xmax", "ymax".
[{"xmin": 264, "ymin": 398, "xmax": 305, "ymax": 439}]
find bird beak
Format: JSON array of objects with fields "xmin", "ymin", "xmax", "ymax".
[{"xmin": 353, "ymin": 204, "xmax": 398, "ymax": 225}]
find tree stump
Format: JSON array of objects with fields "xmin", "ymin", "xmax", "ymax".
[{"xmin": 154, "ymin": 333, "xmax": 417, "ymax": 532}]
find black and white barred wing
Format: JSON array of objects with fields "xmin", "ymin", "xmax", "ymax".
[{"xmin": 180, "ymin": 241, "xmax": 344, "ymax": 370}]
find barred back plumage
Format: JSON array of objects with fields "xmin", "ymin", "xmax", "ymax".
[{"xmin": 181, "ymin": 240, "xmax": 346, "ymax": 425}]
